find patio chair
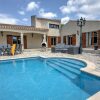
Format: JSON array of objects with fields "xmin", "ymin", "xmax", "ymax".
[
  {"xmin": 5, "ymin": 44, "xmax": 11, "ymax": 55},
  {"xmin": 11, "ymin": 44, "xmax": 16, "ymax": 56},
  {"xmin": 15, "ymin": 44, "xmax": 22, "ymax": 54},
  {"xmin": 0, "ymin": 48, "xmax": 3, "ymax": 56},
  {"xmin": 1, "ymin": 46, "xmax": 6, "ymax": 55},
  {"xmin": 0, "ymin": 45, "xmax": 2, "ymax": 56},
  {"xmin": 0, "ymin": 44, "xmax": 11, "ymax": 56}
]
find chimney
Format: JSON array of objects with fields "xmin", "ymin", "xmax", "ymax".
[{"xmin": 31, "ymin": 15, "xmax": 37, "ymax": 27}]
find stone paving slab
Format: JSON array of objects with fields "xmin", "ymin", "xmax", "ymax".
[{"xmin": 87, "ymin": 91, "xmax": 100, "ymax": 100}]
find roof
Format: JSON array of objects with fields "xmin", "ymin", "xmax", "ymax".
[
  {"xmin": 61, "ymin": 20, "xmax": 100, "ymax": 35},
  {"xmin": 0, "ymin": 23, "xmax": 48, "ymax": 32},
  {"xmin": 31, "ymin": 15, "xmax": 61, "ymax": 23},
  {"xmin": 37, "ymin": 17, "xmax": 61, "ymax": 23}
]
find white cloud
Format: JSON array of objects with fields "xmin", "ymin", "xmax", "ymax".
[
  {"xmin": 60, "ymin": 6, "xmax": 71, "ymax": 14},
  {"xmin": 0, "ymin": 13, "xmax": 19, "ymax": 24},
  {"xmin": 61, "ymin": 16, "xmax": 70, "ymax": 24},
  {"xmin": 18, "ymin": 11, "xmax": 25, "ymax": 15},
  {"xmin": 39, "ymin": 9, "xmax": 57, "ymax": 19},
  {"xmin": 22, "ymin": 18, "xmax": 28, "ymax": 21},
  {"xmin": 60, "ymin": 0, "xmax": 100, "ymax": 20},
  {"xmin": 60, "ymin": 5, "xmax": 77, "ymax": 14},
  {"xmin": 26, "ymin": 1, "xmax": 39, "ymax": 11}
]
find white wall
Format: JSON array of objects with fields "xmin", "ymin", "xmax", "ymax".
[
  {"xmin": 48, "ymin": 28, "xmax": 60, "ymax": 36},
  {"xmin": 36, "ymin": 20, "xmax": 48, "ymax": 29},
  {"xmin": 0, "ymin": 32, "xmax": 7, "ymax": 45},
  {"xmin": 61, "ymin": 20, "xmax": 100, "ymax": 46},
  {"xmin": 35, "ymin": 19, "xmax": 61, "ymax": 36},
  {"xmin": 0, "ymin": 32, "xmax": 43, "ymax": 49},
  {"xmin": 26, "ymin": 33, "xmax": 43, "ymax": 49}
]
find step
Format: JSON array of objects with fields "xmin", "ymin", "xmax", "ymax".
[
  {"xmin": 48, "ymin": 60, "xmax": 80, "ymax": 75},
  {"xmin": 47, "ymin": 62, "xmax": 78, "ymax": 79},
  {"xmin": 60, "ymin": 59, "xmax": 85, "ymax": 67},
  {"xmin": 50, "ymin": 59, "xmax": 81, "ymax": 70}
]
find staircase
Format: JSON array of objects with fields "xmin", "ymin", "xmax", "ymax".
[{"xmin": 46, "ymin": 59, "xmax": 85, "ymax": 80}]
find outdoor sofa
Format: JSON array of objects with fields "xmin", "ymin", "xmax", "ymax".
[{"xmin": 51, "ymin": 43, "xmax": 79, "ymax": 54}]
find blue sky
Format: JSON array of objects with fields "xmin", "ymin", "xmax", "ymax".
[{"xmin": 0, "ymin": 0, "xmax": 100, "ymax": 25}]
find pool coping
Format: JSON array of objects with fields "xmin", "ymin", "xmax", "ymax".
[
  {"xmin": 87, "ymin": 91, "xmax": 100, "ymax": 100},
  {"xmin": 0, "ymin": 55, "xmax": 99, "ymax": 77},
  {"xmin": 40, "ymin": 56, "xmax": 100, "ymax": 77}
]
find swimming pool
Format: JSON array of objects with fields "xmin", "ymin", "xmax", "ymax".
[{"xmin": 0, "ymin": 57, "xmax": 99, "ymax": 100}]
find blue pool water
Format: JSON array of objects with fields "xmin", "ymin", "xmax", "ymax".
[{"xmin": 0, "ymin": 57, "xmax": 100, "ymax": 100}]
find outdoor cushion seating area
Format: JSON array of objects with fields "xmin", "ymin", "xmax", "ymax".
[
  {"xmin": 0, "ymin": 44, "xmax": 11, "ymax": 56},
  {"xmin": 0, "ymin": 44, "xmax": 22, "ymax": 56},
  {"xmin": 54, "ymin": 43, "xmax": 70, "ymax": 53},
  {"xmin": 51, "ymin": 43, "xmax": 79, "ymax": 54},
  {"xmin": 67, "ymin": 46, "xmax": 79, "ymax": 54}
]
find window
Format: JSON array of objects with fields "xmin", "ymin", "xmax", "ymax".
[
  {"xmin": 86, "ymin": 32, "xmax": 98, "ymax": 47},
  {"xmin": 51, "ymin": 37, "xmax": 56, "ymax": 45},
  {"xmin": 63, "ymin": 36, "xmax": 66, "ymax": 44},
  {"xmin": 94, "ymin": 32, "xmax": 98, "ymax": 44},
  {"xmin": 13, "ymin": 36, "xmax": 21, "ymax": 44},
  {"xmin": 68, "ymin": 35, "xmax": 72, "ymax": 45},
  {"xmin": 18, "ymin": 37, "xmax": 21, "ymax": 44},
  {"xmin": 49, "ymin": 24, "xmax": 59, "ymax": 29},
  {"xmin": 13, "ymin": 36, "xmax": 17, "ymax": 44}
]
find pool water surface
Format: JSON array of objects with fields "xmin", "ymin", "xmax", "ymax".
[{"xmin": 0, "ymin": 57, "xmax": 99, "ymax": 100}]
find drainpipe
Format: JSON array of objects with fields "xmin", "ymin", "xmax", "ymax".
[{"xmin": 21, "ymin": 32, "xmax": 24, "ymax": 52}]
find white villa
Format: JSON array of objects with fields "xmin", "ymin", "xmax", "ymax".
[
  {"xmin": 0, "ymin": 15, "xmax": 61, "ymax": 50},
  {"xmin": 61, "ymin": 20, "xmax": 100, "ymax": 48},
  {"xmin": 0, "ymin": 15, "xmax": 100, "ymax": 50}
]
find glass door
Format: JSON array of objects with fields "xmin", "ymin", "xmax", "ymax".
[
  {"xmin": 51, "ymin": 37, "xmax": 56, "ymax": 46},
  {"xmin": 13, "ymin": 36, "xmax": 21, "ymax": 45},
  {"xmin": 86, "ymin": 32, "xmax": 98, "ymax": 48}
]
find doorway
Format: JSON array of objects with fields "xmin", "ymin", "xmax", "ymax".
[
  {"xmin": 7, "ymin": 35, "xmax": 27, "ymax": 49},
  {"xmin": 7, "ymin": 35, "xmax": 21, "ymax": 46},
  {"xmin": 24, "ymin": 36, "xmax": 27, "ymax": 49},
  {"xmin": 51, "ymin": 37, "xmax": 56, "ymax": 46}
]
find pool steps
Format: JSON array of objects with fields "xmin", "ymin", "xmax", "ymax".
[
  {"xmin": 47, "ymin": 60, "xmax": 80, "ymax": 75},
  {"xmin": 60, "ymin": 59, "xmax": 85, "ymax": 67},
  {"xmin": 47, "ymin": 62, "xmax": 77, "ymax": 79},
  {"xmin": 46, "ymin": 59, "xmax": 85, "ymax": 80},
  {"xmin": 46, "ymin": 58, "xmax": 87, "ymax": 80},
  {"xmin": 49, "ymin": 59, "xmax": 82, "ymax": 70}
]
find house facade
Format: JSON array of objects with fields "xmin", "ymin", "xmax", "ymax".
[
  {"xmin": 61, "ymin": 20, "xmax": 100, "ymax": 48},
  {"xmin": 0, "ymin": 16, "xmax": 100, "ymax": 50},
  {"xmin": 0, "ymin": 16, "xmax": 61, "ymax": 50},
  {"xmin": 0, "ymin": 24, "xmax": 48, "ymax": 50},
  {"xmin": 31, "ymin": 16, "xmax": 61, "ymax": 47}
]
